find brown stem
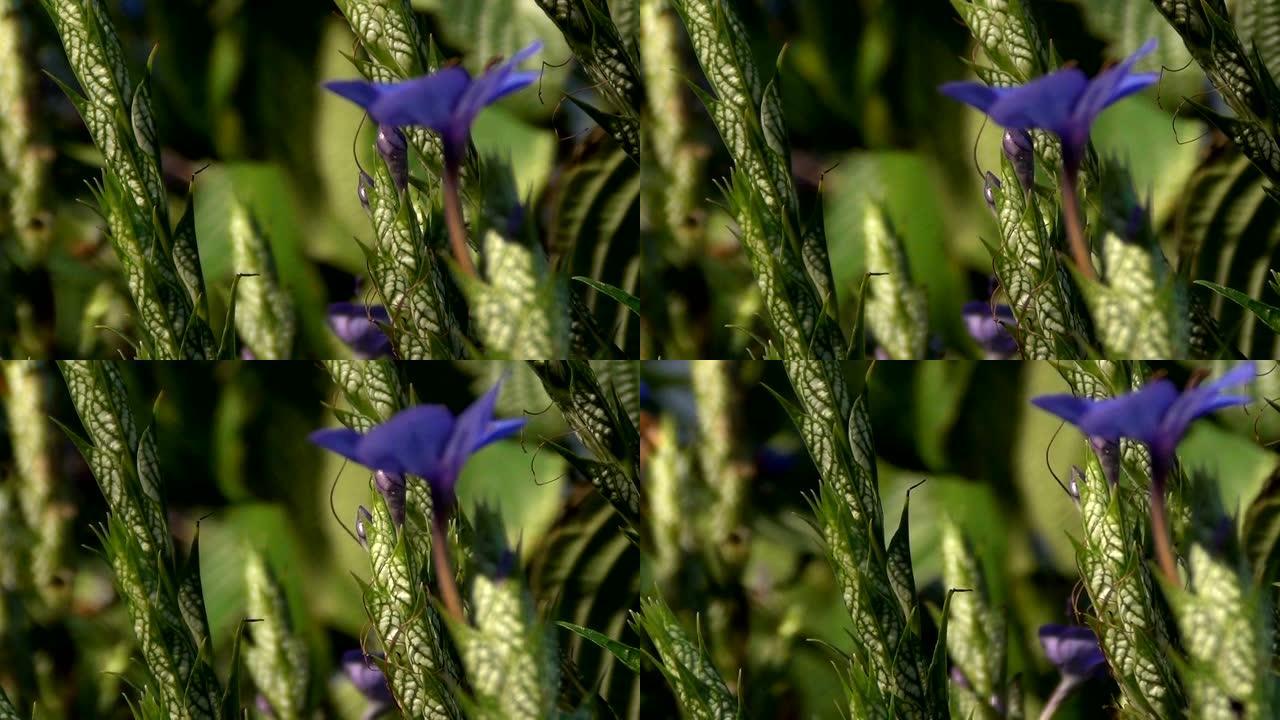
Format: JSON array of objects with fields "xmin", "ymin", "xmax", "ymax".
[
  {"xmin": 430, "ymin": 517, "xmax": 465, "ymax": 622},
  {"xmin": 1059, "ymin": 169, "xmax": 1097, "ymax": 281},
  {"xmin": 1149, "ymin": 480, "xmax": 1179, "ymax": 585},
  {"xmin": 442, "ymin": 167, "xmax": 477, "ymax": 278}
]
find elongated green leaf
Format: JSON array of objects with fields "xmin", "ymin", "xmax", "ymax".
[
  {"xmin": 573, "ymin": 276, "xmax": 640, "ymax": 316},
  {"xmin": 1195, "ymin": 279, "xmax": 1280, "ymax": 333},
  {"xmin": 557, "ymin": 621, "xmax": 641, "ymax": 672}
]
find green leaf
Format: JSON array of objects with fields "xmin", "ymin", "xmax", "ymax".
[
  {"xmin": 1242, "ymin": 466, "xmax": 1280, "ymax": 585},
  {"xmin": 556, "ymin": 621, "xmax": 641, "ymax": 672},
  {"xmin": 1176, "ymin": 152, "xmax": 1280, "ymax": 356},
  {"xmin": 1195, "ymin": 279, "xmax": 1280, "ymax": 333},
  {"xmin": 222, "ymin": 618, "xmax": 252, "ymax": 719},
  {"xmin": 572, "ymin": 276, "xmax": 640, "ymax": 316}
]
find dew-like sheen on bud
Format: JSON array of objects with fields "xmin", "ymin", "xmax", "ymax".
[
  {"xmin": 355, "ymin": 505, "xmax": 372, "ymax": 547},
  {"xmin": 983, "ymin": 171, "xmax": 1002, "ymax": 212},
  {"xmin": 357, "ymin": 171, "xmax": 374, "ymax": 210}
]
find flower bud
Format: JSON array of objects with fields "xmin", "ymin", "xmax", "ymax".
[
  {"xmin": 376, "ymin": 125, "xmax": 407, "ymax": 192},
  {"xmin": 355, "ymin": 505, "xmax": 372, "ymax": 547},
  {"xmin": 374, "ymin": 470, "xmax": 406, "ymax": 526},
  {"xmin": 357, "ymin": 171, "xmax": 373, "ymax": 211},
  {"xmin": 1002, "ymin": 129, "xmax": 1034, "ymax": 191},
  {"xmin": 983, "ymin": 171, "xmax": 1002, "ymax": 212}
]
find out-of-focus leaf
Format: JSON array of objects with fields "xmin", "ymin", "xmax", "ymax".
[
  {"xmin": 456, "ymin": 440, "xmax": 564, "ymax": 550},
  {"xmin": 1242, "ymin": 466, "xmax": 1280, "ymax": 585},
  {"xmin": 1091, "ymin": 98, "xmax": 1204, "ymax": 224},
  {"xmin": 428, "ymin": 0, "xmax": 570, "ymax": 99},
  {"xmin": 548, "ymin": 147, "xmax": 639, "ymax": 351},
  {"xmin": 1071, "ymin": 0, "xmax": 1201, "ymax": 80},
  {"xmin": 528, "ymin": 492, "xmax": 640, "ymax": 717},
  {"xmin": 193, "ymin": 162, "xmax": 334, "ymax": 357},
  {"xmin": 1174, "ymin": 152, "xmax": 1280, "ymax": 357},
  {"xmin": 472, "ymin": 106, "xmax": 556, "ymax": 200},
  {"xmin": 824, "ymin": 151, "xmax": 967, "ymax": 348}
]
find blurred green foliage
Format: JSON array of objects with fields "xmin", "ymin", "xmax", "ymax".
[
  {"xmin": 643, "ymin": 0, "xmax": 1275, "ymax": 358},
  {"xmin": 639, "ymin": 359, "xmax": 1280, "ymax": 718},
  {"xmin": 0, "ymin": 360, "xmax": 614, "ymax": 718},
  {"xmin": 7, "ymin": 0, "xmax": 635, "ymax": 358}
]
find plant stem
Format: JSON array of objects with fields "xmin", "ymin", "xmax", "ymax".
[
  {"xmin": 430, "ymin": 517, "xmax": 465, "ymax": 623},
  {"xmin": 1149, "ymin": 469, "xmax": 1179, "ymax": 585},
  {"xmin": 441, "ymin": 165, "xmax": 476, "ymax": 278},
  {"xmin": 1059, "ymin": 168, "xmax": 1097, "ymax": 281},
  {"xmin": 1038, "ymin": 676, "xmax": 1080, "ymax": 720}
]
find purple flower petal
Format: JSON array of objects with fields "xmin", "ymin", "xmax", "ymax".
[
  {"xmin": 1030, "ymin": 362, "xmax": 1254, "ymax": 476},
  {"xmin": 357, "ymin": 405, "xmax": 455, "ymax": 479},
  {"xmin": 439, "ymin": 381, "xmax": 504, "ymax": 492},
  {"xmin": 310, "ymin": 382, "xmax": 524, "ymax": 511},
  {"xmin": 1072, "ymin": 380, "xmax": 1179, "ymax": 444},
  {"xmin": 323, "ymin": 80, "xmax": 386, "ymax": 111},
  {"xmin": 1030, "ymin": 394, "xmax": 1096, "ymax": 426},
  {"xmin": 940, "ymin": 40, "xmax": 1158, "ymax": 172},
  {"xmin": 1072, "ymin": 38, "xmax": 1159, "ymax": 127},
  {"xmin": 328, "ymin": 303, "xmax": 392, "ymax": 359},
  {"xmin": 1155, "ymin": 362, "xmax": 1255, "ymax": 454},
  {"xmin": 309, "ymin": 427, "xmax": 363, "ymax": 463},
  {"xmin": 1039, "ymin": 624, "xmax": 1106, "ymax": 679},
  {"xmin": 984, "ymin": 68, "xmax": 1089, "ymax": 133},
  {"xmin": 341, "ymin": 649, "xmax": 394, "ymax": 704},
  {"xmin": 962, "ymin": 301, "xmax": 1018, "ymax": 357},
  {"xmin": 368, "ymin": 67, "xmax": 472, "ymax": 129},
  {"xmin": 325, "ymin": 42, "xmax": 541, "ymax": 167},
  {"xmin": 938, "ymin": 81, "xmax": 1007, "ymax": 114}
]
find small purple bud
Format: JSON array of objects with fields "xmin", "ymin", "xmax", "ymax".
[
  {"xmin": 357, "ymin": 171, "xmax": 374, "ymax": 211},
  {"xmin": 949, "ymin": 665, "xmax": 971, "ymax": 690},
  {"xmin": 1089, "ymin": 437, "xmax": 1120, "ymax": 487},
  {"xmin": 355, "ymin": 505, "xmax": 372, "ymax": 548},
  {"xmin": 255, "ymin": 694, "xmax": 276, "ymax": 718},
  {"xmin": 1002, "ymin": 129, "xmax": 1034, "ymax": 192},
  {"xmin": 376, "ymin": 125, "xmax": 408, "ymax": 192},
  {"xmin": 983, "ymin": 171, "xmax": 1002, "ymax": 213},
  {"xmin": 374, "ymin": 470, "xmax": 405, "ymax": 527}
]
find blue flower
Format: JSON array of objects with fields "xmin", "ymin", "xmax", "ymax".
[
  {"xmin": 309, "ymin": 382, "xmax": 525, "ymax": 511},
  {"xmin": 1037, "ymin": 624, "xmax": 1107, "ymax": 718},
  {"xmin": 962, "ymin": 300, "xmax": 1017, "ymax": 358},
  {"xmin": 324, "ymin": 42, "xmax": 542, "ymax": 165},
  {"xmin": 1039, "ymin": 624, "xmax": 1106, "ymax": 679},
  {"xmin": 327, "ymin": 303, "xmax": 392, "ymax": 359},
  {"xmin": 1035, "ymin": 362, "xmax": 1256, "ymax": 584},
  {"xmin": 1032, "ymin": 362, "xmax": 1255, "ymax": 468},
  {"xmin": 940, "ymin": 39, "xmax": 1158, "ymax": 173},
  {"xmin": 340, "ymin": 649, "xmax": 394, "ymax": 720}
]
